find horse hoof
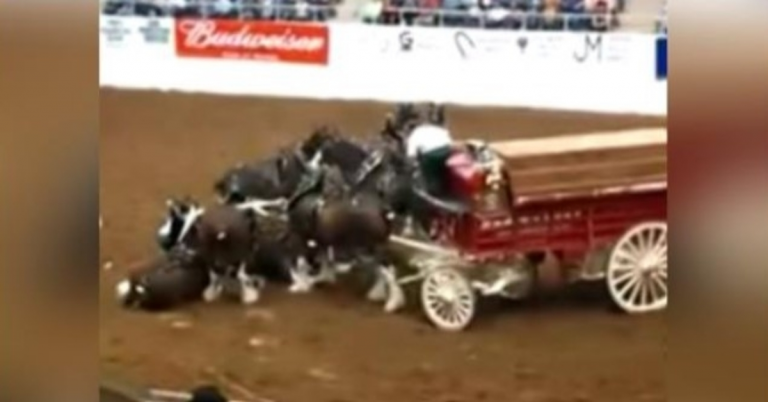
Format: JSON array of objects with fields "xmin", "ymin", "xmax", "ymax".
[
  {"xmin": 384, "ymin": 296, "xmax": 406, "ymax": 313},
  {"xmin": 241, "ymin": 289, "xmax": 260, "ymax": 305},
  {"xmin": 203, "ymin": 286, "xmax": 223, "ymax": 302},
  {"xmin": 289, "ymin": 283, "xmax": 312, "ymax": 294},
  {"xmin": 366, "ymin": 281, "xmax": 388, "ymax": 302},
  {"xmin": 317, "ymin": 272, "xmax": 337, "ymax": 284},
  {"xmin": 335, "ymin": 263, "xmax": 353, "ymax": 274}
]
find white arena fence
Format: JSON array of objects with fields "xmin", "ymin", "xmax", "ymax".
[{"xmin": 99, "ymin": 4, "xmax": 667, "ymax": 115}]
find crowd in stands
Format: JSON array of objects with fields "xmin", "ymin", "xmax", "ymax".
[
  {"xmin": 103, "ymin": 0, "xmax": 665, "ymax": 33},
  {"xmin": 102, "ymin": 0, "xmax": 339, "ymax": 21},
  {"xmin": 360, "ymin": 0, "xmax": 626, "ymax": 31}
]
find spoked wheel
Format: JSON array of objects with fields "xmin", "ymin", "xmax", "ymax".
[
  {"xmin": 421, "ymin": 268, "xmax": 476, "ymax": 331},
  {"xmin": 606, "ymin": 221, "xmax": 668, "ymax": 314}
]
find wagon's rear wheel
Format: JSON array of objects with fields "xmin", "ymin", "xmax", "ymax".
[
  {"xmin": 421, "ymin": 268, "xmax": 476, "ymax": 331},
  {"xmin": 606, "ymin": 221, "xmax": 668, "ymax": 314}
]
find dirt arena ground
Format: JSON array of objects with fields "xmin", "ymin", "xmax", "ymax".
[{"xmin": 100, "ymin": 90, "xmax": 667, "ymax": 402}]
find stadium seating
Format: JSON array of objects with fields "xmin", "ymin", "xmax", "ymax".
[{"xmin": 101, "ymin": 0, "xmax": 666, "ymax": 32}]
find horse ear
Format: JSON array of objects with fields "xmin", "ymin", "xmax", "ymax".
[{"xmin": 308, "ymin": 150, "xmax": 323, "ymax": 171}]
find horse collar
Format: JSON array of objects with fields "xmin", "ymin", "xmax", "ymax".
[
  {"xmin": 355, "ymin": 151, "xmax": 384, "ymax": 185},
  {"xmin": 178, "ymin": 206, "xmax": 204, "ymax": 243}
]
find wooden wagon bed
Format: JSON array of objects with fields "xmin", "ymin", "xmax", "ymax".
[{"xmin": 489, "ymin": 128, "xmax": 667, "ymax": 201}]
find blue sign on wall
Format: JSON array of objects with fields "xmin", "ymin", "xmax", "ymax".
[{"xmin": 655, "ymin": 36, "xmax": 667, "ymax": 80}]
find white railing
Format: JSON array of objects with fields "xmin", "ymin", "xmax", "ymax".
[{"xmin": 100, "ymin": 0, "xmax": 667, "ymax": 32}]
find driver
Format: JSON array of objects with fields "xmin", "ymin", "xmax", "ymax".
[{"xmin": 406, "ymin": 115, "xmax": 454, "ymax": 196}]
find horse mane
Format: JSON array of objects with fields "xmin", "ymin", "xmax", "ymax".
[{"xmin": 320, "ymin": 165, "xmax": 349, "ymax": 200}]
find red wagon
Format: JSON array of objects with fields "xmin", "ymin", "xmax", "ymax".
[{"xmin": 390, "ymin": 128, "xmax": 667, "ymax": 331}]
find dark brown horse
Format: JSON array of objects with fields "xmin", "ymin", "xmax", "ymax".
[
  {"xmin": 115, "ymin": 248, "xmax": 209, "ymax": 311},
  {"xmin": 156, "ymin": 197, "xmax": 289, "ymax": 305},
  {"xmin": 214, "ymin": 126, "xmax": 335, "ymax": 203},
  {"xmin": 284, "ymin": 165, "xmax": 406, "ymax": 312}
]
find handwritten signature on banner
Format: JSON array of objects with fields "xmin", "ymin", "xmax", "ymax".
[
  {"xmin": 353, "ymin": 27, "xmax": 637, "ymax": 65},
  {"xmin": 389, "ymin": 29, "xmax": 529, "ymax": 61}
]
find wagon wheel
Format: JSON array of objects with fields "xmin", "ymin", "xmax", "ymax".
[
  {"xmin": 421, "ymin": 268, "xmax": 476, "ymax": 331},
  {"xmin": 606, "ymin": 221, "xmax": 668, "ymax": 314}
]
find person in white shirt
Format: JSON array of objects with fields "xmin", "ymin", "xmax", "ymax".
[{"xmin": 407, "ymin": 121, "xmax": 454, "ymax": 195}]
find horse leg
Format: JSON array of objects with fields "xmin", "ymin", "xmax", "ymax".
[
  {"xmin": 308, "ymin": 246, "xmax": 337, "ymax": 285},
  {"xmin": 303, "ymin": 241, "xmax": 337, "ymax": 287},
  {"xmin": 402, "ymin": 214, "xmax": 417, "ymax": 237},
  {"xmin": 202, "ymin": 270, "xmax": 224, "ymax": 302},
  {"xmin": 237, "ymin": 262, "xmax": 262, "ymax": 305},
  {"xmin": 329, "ymin": 246, "xmax": 353, "ymax": 274},
  {"xmin": 288, "ymin": 239, "xmax": 321, "ymax": 293},
  {"xmin": 288, "ymin": 254, "xmax": 314, "ymax": 293},
  {"xmin": 366, "ymin": 267, "xmax": 388, "ymax": 302},
  {"xmin": 370, "ymin": 247, "xmax": 406, "ymax": 313}
]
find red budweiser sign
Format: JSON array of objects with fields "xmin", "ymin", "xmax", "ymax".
[{"xmin": 175, "ymin": 19, "xmax": 329, "ymax": 65}]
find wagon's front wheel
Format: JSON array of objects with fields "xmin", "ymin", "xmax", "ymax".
[
  {"xmin": 607, "ymin": 221, "xmax": 668, "ymax": 314},
  {"xmin": 421, "ymin": 268, "xmax": 476, "ymax": 331}
]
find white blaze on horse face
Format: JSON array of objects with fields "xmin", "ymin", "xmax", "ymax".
[
  {"xmin": 158, "ymin": 220, "xmax": 172, "ymax": 238},
  {"xmin": 216, "ymin": 231, "xmax": 227, "ymax": 241},
  {"xmin": 178, "ymin": 205, "xmax": 205, "ymax": 243},
  {"xmin": 308, "ymin": 149, "xmax": 323, "ymax": 170},
  {"xmin": 115, "ymin": 279, "xmax": 133, "ymax": 302}
]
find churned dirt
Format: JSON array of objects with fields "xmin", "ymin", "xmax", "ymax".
[{"xmin": 100, "ymin": 90, "xmax": 667, "ymax": 402}]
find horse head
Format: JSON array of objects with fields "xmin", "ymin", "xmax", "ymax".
[
  {"xmin": 116, "ymin": 252, "xmax": 208, "ymax": 311},
  {"xmin": 214, "ymin": 166, "xmax": 247, "ymax": 204},
  {"xmin": 157, "ymin": 197, "xmax": 205, "ymax": 252},
  {"xmin": 302, "ymin": 125, "xmax": 338, "ymax": 160}
]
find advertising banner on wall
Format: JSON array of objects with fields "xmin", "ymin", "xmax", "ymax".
[
  {"xmin": 174, "ymin": 19, "xmax": 329, "ymax": 65},
  {"xmin": 99, "ymin": 16, "xmax": 173, "ymax": 48}
]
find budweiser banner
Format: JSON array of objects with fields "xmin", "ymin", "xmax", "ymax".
[{"xmin": 174, "ymin": 19, "xmax": 329, "ymax": 65}]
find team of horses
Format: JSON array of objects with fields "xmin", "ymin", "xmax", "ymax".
[{"xmin": 115, "ymin": 104, "xmax": 451, "ymax": 314}]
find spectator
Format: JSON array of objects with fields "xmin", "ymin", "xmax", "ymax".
[
  {"xmin": 484, "ymin": 0, "xmax": 514, "ymax": 29},
  {"xmin": 401, "ymin": 0, "xmax": 421, "ymax": 25},
  {"xmin": 209, "ymin": 0, "xmax": 238, "ymax": 18},
  {"xmin": 101, "ymin": 0, "xmax": 630, "ymax": 30},
  {"xmin": 656, "ymin": 0, "xmax": 668, "ymax": 33},
  {"xmin": 358, "ymin": 0, "xmax": 384, "ymax": 23},
  {"xmin": 380, "ymin": 0, "xmax": 402, "ymax": 24},
  {"xmin": 585, "ymin": 0, "xmax": 617, "ymax": 31},
  {"xmin": 535, "ymin": 0, "xmax": 565, "ymax": 30}
]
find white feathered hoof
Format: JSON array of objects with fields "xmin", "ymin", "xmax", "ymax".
[
  {"xmin": 384, "ymin": 289, "xmax": 406, "ymax": 313},
  {"xmin": 240, "ymin": 285, "xmax": 261, "ymax": 305},
  {"xmin": 202, "ymin": 283, "xmax": 223, "ymax": 303},
  {"xmin": 382, "ymin": 266, "xmax": 406, "ymax": 313},
  {"xmin": 335, "ymin": 263, "xmax": 353, "ymax": 274},
  {"xmin": 288, "ymin": 279, "xmax": 313, "ymax": 294},
  {"xmin": 366, "ymin": 276, "xmax": 388, "ymax": 302}
]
